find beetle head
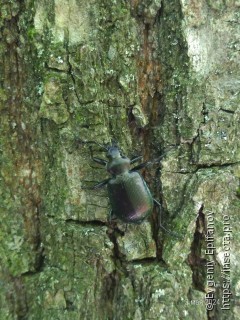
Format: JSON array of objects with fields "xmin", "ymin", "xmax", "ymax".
[{"xmin": 107, "ymin": 146, "xmax": 121, "ymax": 159}]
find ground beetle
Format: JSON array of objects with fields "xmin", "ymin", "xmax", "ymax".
[{"xmin": 82, "ymin": 141, "xmax": 174, "ymax": 235}]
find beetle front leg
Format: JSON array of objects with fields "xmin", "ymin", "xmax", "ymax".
[
  {"xmin": 82, "ymin": 178, "xmax": 110, "ymax": 190},
  {"xmin": 89, "ymin": 146, "xmax": 107, "ymax": 166},
  {"xmin": 130, "ymin": 155, "xmax": 143, "ymax": 165},
  {"xmin": 130, "ymin": 160, "xmax": 152, "ymax": 172},
  {"xmin": 131, "ymin": 148, "xmax": 176, "ymax": 172}
]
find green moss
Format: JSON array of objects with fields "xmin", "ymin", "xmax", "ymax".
[
  {"xmin": 0, "ymin": 4, "xmax": 13, "ymax": 22},
  {"xmin": 0, "ymin": 88, "xmax": 8, "ymax": 103},
  {"xmin": 1, "ymin": 0, "xmax": 238, "ymax": 319},
  {"xmin": 27, "ymin": 27, "xmax": 37, "ymax": 39},
  {"xmin": 235, "ymin": 189, "xmax": 240, "ymax": 200}
]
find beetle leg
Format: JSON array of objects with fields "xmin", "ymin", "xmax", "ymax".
[
  {"xmin": 91, "ymin": 157, "xmax": 107, "ymax": 166},
  {"xmin": 108, "ymin": 209, "xmax": 113, "ymax": 222},
  {"xmin": 131, "ymin": 147, "xmax": 177, "ymax": 172},
  {"xmin": 153, "ymin": 199, "xmax": 178, "ymax": 237},
  {"xmin": 82, "ymin": 178, "xmax": 110, "ymax": 190},
  {"xmin": 130, "ymin": 155, "xmax": 143, "ymax": 164},
  {"xmin": 89, "ymin": 146, "xmax": 107, "ymax": 166},
  {"xmin": 130, "ymin": 161, "xmax": 152, "ymax": 172},
  {"xmin": 108, "ymin": 209, "xmax": 118, "ymax": 222}
]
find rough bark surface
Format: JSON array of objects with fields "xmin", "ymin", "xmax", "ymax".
[{"xmin": 0, "ymin": 1, "xmax": 239, "ymax": 319}]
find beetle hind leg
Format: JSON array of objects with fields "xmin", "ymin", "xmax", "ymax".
[
  {"xmin": 108, "ymin": 209, "xmax": 117, "ymax": 222},
  {"xmin": 153, "ymin": 199, "xmax": 179, "ymax": 238}
]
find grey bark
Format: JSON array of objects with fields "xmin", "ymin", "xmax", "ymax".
[{"xmin": 0, "ymin": 0, "xmax": 239, "ymax": 319}]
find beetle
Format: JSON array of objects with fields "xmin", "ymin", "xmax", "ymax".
[{"xmin": 82, "ymin": 141, "xmax": 174, "ymax": 235}]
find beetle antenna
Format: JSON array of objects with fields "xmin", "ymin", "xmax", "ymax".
[
  {"xmin": 77, "ymin": 139, "xmax": 109, "ymax": 151},
  {"xmin": 111, "ymin": 139, "xmax": 118, "ymax": 148}
]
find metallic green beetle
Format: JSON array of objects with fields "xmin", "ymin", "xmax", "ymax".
[{"xmin": 82, "ymin": 141, "xmax": 174, "ymax": 235}]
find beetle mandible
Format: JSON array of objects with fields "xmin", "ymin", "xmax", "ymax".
[{"xmin": 82, "ymin": 141, "xmax": 173, "ymax": 234}]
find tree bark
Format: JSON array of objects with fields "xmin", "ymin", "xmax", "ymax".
[{"xmin": 0, "ymin": 0, "xmax": 239, "ymax": 319}]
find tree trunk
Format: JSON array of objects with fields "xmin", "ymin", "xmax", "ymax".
[{"xmin": 0, "ymin": 1, "xmax": 239, "ymax": 319}]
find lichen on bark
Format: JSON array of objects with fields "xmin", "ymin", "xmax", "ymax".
[{"xmin": 0, "ymin": 0, "xmax": 239, "ymax": 319}]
